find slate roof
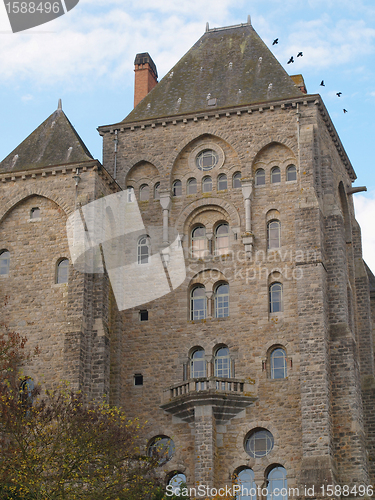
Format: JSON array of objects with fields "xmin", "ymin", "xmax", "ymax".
[
  {"xmin": 0, "ymin": 106, "xmax": 93, "ymax": 173},
  {"xmin": 123, "ymin": 22, "xmax": 304, "ymax": 123}
]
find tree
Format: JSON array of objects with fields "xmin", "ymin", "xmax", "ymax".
[{"xmin": 0, "ymin": 306, "xmax": 162, "ymax": 500}]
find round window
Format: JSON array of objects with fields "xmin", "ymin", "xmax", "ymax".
[
  {"xmin": 196, "ymin": 149, "xmax": 219, "ymax": 171},
  {"xmin": 245, "ymin": 428, "xmax": 274, "ymax": 458},
  {"xmin": 148, "ymin": 435, "xmax": 175, "ymax": 464}
]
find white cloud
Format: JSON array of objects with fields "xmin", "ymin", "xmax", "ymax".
[
  {"xmin": 354, "ymin": 192, "xmax": 375, "ymax": 274},
  {"xmin": 21, "ymin": 94, "xmax": 33, "ymax": 101}
]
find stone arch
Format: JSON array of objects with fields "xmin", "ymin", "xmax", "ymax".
[
  {"xmin": 189, "ymin": 268, "xmax": 227, "ymax": 292},
  {"xmin": 125, "ymin": 160, "xmax": 161, "ymax": 187},
  {"xmin": 167, "ymin": 130, "xmax": 247, "ymax": 183},
  {"xmin": 250, "ymin": 137, "xmax": 298, "ymax": 166},
  {"xmin": 251, "ymin": 141, "xmax": 297, "ymax": 176},
  {"xmin": 176, "ymin": 197, "xmax": 241, "ymax": 236},
  {"xmin": 0, "ymin": 188, "xmax": 70, "ymax": 224}
]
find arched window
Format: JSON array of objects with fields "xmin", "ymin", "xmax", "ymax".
[
  {"xmin": 30, "ymin": 207, "xmax": 40, "ymax": 219},
  {"xmin": 235, "ymin": 468, "xmax": 256, "ymax": 500},
  {"xmin": 271, "ymin": 167, "xmax": 281, "ymax": 184},
  {"xmin": 267, "ymin": 220, "xmax": 281, "ymax": 249},
  {"xmin": 173, "ymin": 180, "xmax": 182, "ymax": 197},
  {"xmin": 139, "ymin": 184, "xmax": 149, "ymax": 201},
  {"xmin": 190, "ymin": 286, "xmax": 206, "ymax": 320},
  {"xmin": 148, "ymin": 435, "xmax": 175, "ymax": 464},
  {"xmin": 217, "ymin": 173, "xmax": 227, "ymax": 191},
  {"xmin": 168, "ymin": 473, "xmax": 186, "ymax": 496},
  {"xmin": 56, "ymin": 258, "xmax": 69, "ymax": 284},
  {"xmin": 137, "ymin": 235, "xmax": 150, "ymax": 265},
  {"xmin": 214, "ymin": 346, "xmax": 230, "ymax": 377},
  {"xmin": 191, "ymin": 226, "xmax": 207, "ymax": 258},
  {"xmin": 245, "ymin": 428, "xmax": 274, "ymax": 458},
  {"xmin": 267, "ymin": 467, "xmax": 288, "ymax": 500},
  {"xmin": 0, "ymin": 250, "xmax": 10, "ymax": 276},
  {"xmin": 215, "ymin": 284, "xmax": 229, "ymax": 318},
  {"xmin": 270, "ymin": 348, "xmax": 287, "ymax": 379},
  {"xmin": 269, "ymin": 283, "xmax": 283, "ymax": 313},
  {"xmin": 187, "ymin": 178, "xmax": 197, "ymax": 195},
  {"xmin": 191, "ymin": 348, "xmax": 206, "ymax": 378},
  {"xmin": 154, "ymin": 182, "xmax": 160, "ymax": 200},
  {"xmin": 233, "ymin": 172, "xmax": 242, "ymax": 189},
  {"xmin": 202, "ymin": 176, "xmax": 212, "ymax": 193},
  {"xmin": 286, "ymin": 165, "xmax": 297, "ymax": 182},
  {"xmin": 215, "ymin": 223, "xmax": 229, "ymax": 255},
  {"xmin": 255, "ymin": 168, "xmax": 265, "ymax": 186},
  {"xmin": 19, "ymin": 378, "xmax": 34, "ymax": 408}
]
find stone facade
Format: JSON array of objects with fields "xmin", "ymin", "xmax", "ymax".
[{"xmin": 1, "ymin": 20, "xmax": 375, "ymax": 498}]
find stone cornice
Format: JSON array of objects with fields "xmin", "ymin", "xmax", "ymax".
[{"xmin": 98, "ymin": 94, "xmax": 355, "ymax": 181}]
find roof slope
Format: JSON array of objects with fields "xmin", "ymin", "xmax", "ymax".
[
  {"xmin": 0, "ymin": 107, "xmax": 93, "ymax": 172},
  {"xmin": 123, "ymin": 22, "xmax": 304, "ymax": 123}
]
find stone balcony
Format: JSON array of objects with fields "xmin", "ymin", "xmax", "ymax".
[{"xmin": 160, "ymin": 377, "xmax": 257, "ymax": 424}]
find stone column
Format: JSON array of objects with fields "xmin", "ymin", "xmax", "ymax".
[
  {"xmin": 194, "ymin": 405, "xmax": 216, "ymax": 489},
  {"xmin": 159, "ymin": 189, "xmax": 171, "ymax": 244},
  {"xmin": 241, "ymin": 178, "xmax": 254, "ymax": 258}
]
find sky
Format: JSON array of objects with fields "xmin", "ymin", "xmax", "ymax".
[{"xmin": 0, "ymin": 0, "xmax": 374, "ymax": 272}]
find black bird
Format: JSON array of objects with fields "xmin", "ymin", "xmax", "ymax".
[
  {"xmin": 336, "ymin": 92, "xmax": 342, "ymax": 97},
  {"xmin": 272, "ymin": 38, "xmax": 278, "ymax": 45},
  {"xmin": 320, "ymin": 80, "xmax": 325, "ymax": 86},
  {"xmin": 343, "ymin": 109, "xmax": 348, "ymax": 113},
  {"xmin": 297, "ymin": 52, "xmax": 303, "ymax": 57},
  {"xmin": 287, "ymin": 56, "xmax": 294, "ymax": 64}
]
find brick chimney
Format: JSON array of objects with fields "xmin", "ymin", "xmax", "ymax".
[
  {"xmin": 134, "ymin": 53, "xmax": 158, "ymax": 107},
  {"xmin": 290, "ymin": 74, "xmax": 307, "ymax": 94}
]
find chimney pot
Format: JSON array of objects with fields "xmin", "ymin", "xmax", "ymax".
[{"xmin": 134, "ymin": 52, "xmax": 158, "ymax": 108}]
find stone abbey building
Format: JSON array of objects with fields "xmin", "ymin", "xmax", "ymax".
[{"xmin": 1, "ymin": 18, "xmax": 375, "ymax": 498}]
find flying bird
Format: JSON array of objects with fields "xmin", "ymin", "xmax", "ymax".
[
  {"xmin": 272, "ymin": 38, "xmax": 278, "ymax": 45},
  {"xmin": 297, "ymin": 52, "xmax": 303, "ymax": 57},
  {"xmin": 320, "ymin": 80, "xmax": 325, "ymax": 86},
  {"xmin": 343, "ymin": 109, "xmax": 348, "ymax": 113},
  {"xmin": 336, "ymin": 92, "xmax": 342, "ymax": 97},
  {"xmin": 287, "ymin": 56, "xmax": 294, "ymax": 64}
]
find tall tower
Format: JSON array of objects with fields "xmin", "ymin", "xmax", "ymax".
[{"xmin": 98, "ymin": 19, "xmax": 375, "ymax": 493}]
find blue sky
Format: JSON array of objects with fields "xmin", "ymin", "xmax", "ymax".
[{"xmin": 1, "ymin": 0, "xmax": 374, "ymax": 270}]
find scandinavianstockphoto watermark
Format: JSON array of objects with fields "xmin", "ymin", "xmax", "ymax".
[
  {"xmin": 3, "ymin": 0, "xmax": 79, "ymax": 33},
  {"xmin": 165, "ymin": 484, "xmax": 375, "ymax": 498}
]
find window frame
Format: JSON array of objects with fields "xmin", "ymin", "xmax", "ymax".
[
  {"xmin": 286, "ymin": 165, "xmax": 297, "ymax": 182},
  {"xmin": 0, "ymin": 250, "xmax": 10, "ymax": 276},
  {"xmin": 154, "ymin": 182, "xmax": 160, "ymax": 200},
  {"xmin": 191, "ymin": 348, "xmax": 206, "ymax": 378},
  {"xmin": 190, "ymin": 285, "xmax": 207, "ymax": 320},
  {"xmin": 137, "ymin": 235, "xmax": 150, "ymax": 265},
  {"xmin": 139, "ymin": 184, "xmax": 149, "ymax": 201},
  {"xmin": 269, "ymin": 282, "xmax": 283, "ymax": 313},
  {"xmin": 271, "ymin": 166, "xmax": 281, "ymax": 184},
  {"xmin": 255, "ymin": 168, "xmax": 266, "ymax": 186},
  {"xmin": 187, "ymin": 177, "xmax": 197, "ymax": 195},
  {"xmin": 214, "ymin": 283, "xmax": 229, "ymax": 318},
  {"xmin": 234, "ymin": 468, "xmax": 257, "ymax": 500},
  {"xmin": 214, "ymin": 346, "xmax": 231, "ymax": 377},
  {"xmin": 202, "ymin": 176, "xmax": 213, "ymax": 193},
  {"xmin": 191, "ymin": 225, "xmax": 207, "ymax": 259},
  {"xmin": 267, "ymin": 466, "xmax": 288, "ymax": 500},
  {"xmin": 232, "ymin": 172, "xmax": 242, "ymax": 189},
  {"xmin": 270, "ymin": 348, "xmax": 287, "ymax": 379},
  {"xmin": 196, "ymin": 149, "xmax": 219, "ymax": 171},
  {"xmin": 267, "ymin": 220, "xmax": 281, "ymax": 249},
  {"xmin": 217, "ymin": 173, "xmax": 228, "ymax": 191},
  {"xmin": 215, "ymin": 223, "xmax": 230, "ymax": 256},
  {"xmin": 172, "ymin": 180, "xmax": 182, "ymax": 197},
  {"xmin": 56, "ymin": 258, "xmax": 69, "ymax": 284},
  {"xmin": 148, "ymin": 435, "xmax": 175, "ymax": 465},
  {"xmin": 245, "ymin": 428, "xmax": 274, "ymax": 458}
]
